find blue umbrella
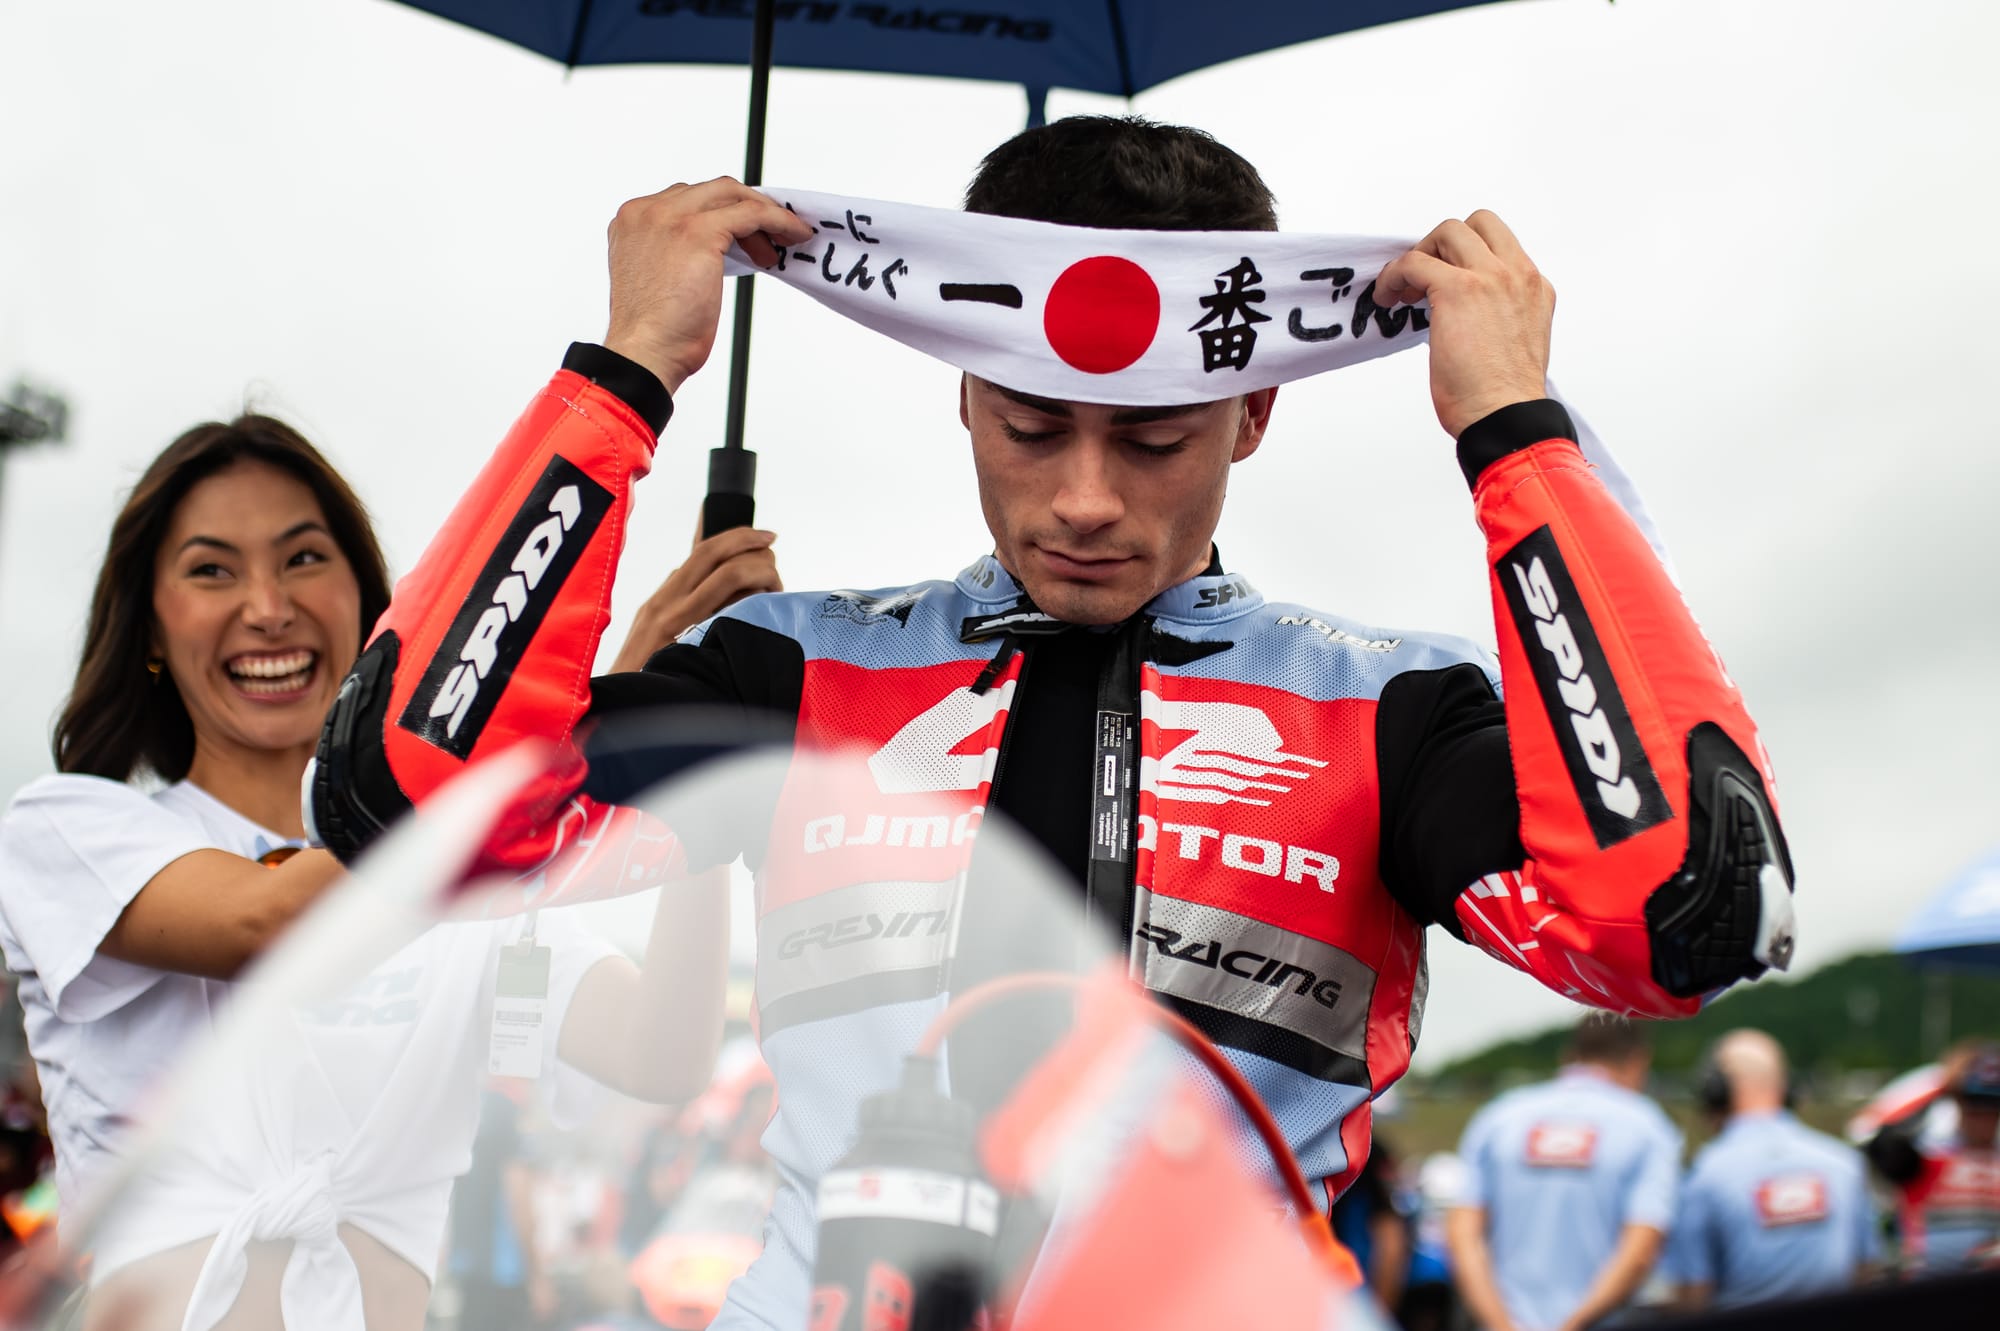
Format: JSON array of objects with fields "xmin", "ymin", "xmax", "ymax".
[
  {"xmin": 387, "ymin": 0, "xmax": 1521, "ymax": 528},
  {"xmin": 391, "ymin": 1, "xmax": 1511, "ymax": 96},
  {"xmin": 1896, "ymin": 845, "xmax": 2000, "ymax": 971}
]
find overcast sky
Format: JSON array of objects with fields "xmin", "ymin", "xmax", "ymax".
[{"xmin": 2, "ymin": 0, "xmax": 1995, "ymax": 1067}]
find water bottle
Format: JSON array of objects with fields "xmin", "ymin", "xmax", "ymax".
[{"xmin": 809, "ymin": 1054, "xmax": 999, "ymax": 1331}]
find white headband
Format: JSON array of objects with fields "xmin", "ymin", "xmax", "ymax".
[
  {"xmin": 725, "ymin": 188, "xmax": 1675, "ymax": 576},
  {"xmin": 726, "ymin": 188, "xmax": 1425, "ymax": 406}
]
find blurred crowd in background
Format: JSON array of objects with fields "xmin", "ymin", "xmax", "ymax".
[{"xmin": 3, "ymin": 979, "xmax": 1989, "ymax": 1331}]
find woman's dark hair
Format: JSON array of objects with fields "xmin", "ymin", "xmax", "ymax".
[
  {"xmin": 52, "ymin": 415, "xmax": 391, "ymax": 782},
  {"xmin": 965, "ymin": 115, "xmax": 1278, "ymax": 232}
]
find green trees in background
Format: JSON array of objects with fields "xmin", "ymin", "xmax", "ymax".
[{"xmin": 1425, "ymin": 952, "xmax": 2000, "ymax": 1094}]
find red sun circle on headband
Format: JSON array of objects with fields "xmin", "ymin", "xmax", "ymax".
[{"xmin": 1042, "ymin": 256, "xmax": 1161, "ymax": 374}]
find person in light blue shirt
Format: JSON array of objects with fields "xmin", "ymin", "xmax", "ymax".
[
  {"xmin": 1449, "ymin": 1015, "xmax": 1681, "ymax": 1331},
  {"xmin": 1665, "ymin": 1029, "xmax": 1879, "ymax": 1309}
]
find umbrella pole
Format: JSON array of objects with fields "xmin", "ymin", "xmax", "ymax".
[{"xmin": 703, "ymin": 0, "xmax": 775, "ymax": 536}]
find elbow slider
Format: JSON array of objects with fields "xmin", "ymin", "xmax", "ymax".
[{"xmin": 1643, "ymin": 723, "xmax": 1796, "ymax": 997}]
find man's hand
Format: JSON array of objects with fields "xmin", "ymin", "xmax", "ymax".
[
  {"xmin": 1375, "ymin": 211, "xmax": 1554, "ymax": 440},
  {"xmin": 1555, "ymin": 1223, "xmax": 1666, "ymax": 1331},
  {"xmin": 1446, "ymin": 1205, "xmax": 1521, "ymax": 1331},
  {"xmin": 604, "ymin": 178, "xmax": 814, "ymax": 396},
  {"xmin": 608, "ymin": 517, "xmax": 781, "ymax": 673}
]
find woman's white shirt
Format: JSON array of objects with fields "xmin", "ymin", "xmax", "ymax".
[
  {"xmin": 0, "ymin": 776, "xmax": 281, "ymax": 1217},
  {"xmin": 0, "ymin": 773, "xmax": 617, "ymax": 1326}
]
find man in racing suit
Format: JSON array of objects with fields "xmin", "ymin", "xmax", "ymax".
[
  {"xmin": 308, "ymin": 118, "xmax": 1796, "ymax": 1326},
  {"xmin": 1868, "ymin": 1041, "xmax": 2000, "ymax": 1273}
]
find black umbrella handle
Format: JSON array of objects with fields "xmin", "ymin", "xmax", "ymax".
[
  {"xmin": 703, "ymin": 445, "xmax": 757, "ymax": 535},
  {"xmin": 707, "ymin": 0, "xmax": 775, "ymax": 531}
]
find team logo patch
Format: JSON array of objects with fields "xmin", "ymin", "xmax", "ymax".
[
  {"xmin": 1194, "ymin": 577, "xmax": 1254, "ymax": 609},
  {"xmin": 1149, "ymin": 821, "xmax": 1339, "ymax": 892},
  {"xmin": 1525, "ymin": 1122, "xmax": 1597, "ymax": 1168},
  {"xmin": 1134, "ymin": 923, "xmax": 1344, "ymax": 1010},
  {"xmin": 819, "ymin": 589, "xmax": 919, "ymax": 627},
  {"xmin": 398, "ymin": 457, "xmax": 613, "ymax": 758},
  {"xmin": 1754, "ymin": 1174, "xmax": 1830, "ymax": 1227},
  {"xmin": 1934, "ymin": 1155, "xmax": 2000, "ymax": 1203},
  {"xmin": 1497, "ymin": 526, "xmax": 1673, "ymax": 848},
  {"xmin": 958, "ymin": 607, "xmax": 1063, "ymax": 641},
  {"xmin": 865, "ymin": 1260, "xmax": 913, "ymax": 1331},
  {"xmin": 866, "ymin": 681, "xmax": 1012, "ymax": 796},
  {"xmin": 1276, "ymin": 613, "xmax": 1401, "ymax": 652},
  {"xmin": 808, "ymin": 1288, "xmax": 847, "ymax": 1331},
  {"xmin": 1149, "ymin": 697, "xmax": 1327, "ymax": 808}
]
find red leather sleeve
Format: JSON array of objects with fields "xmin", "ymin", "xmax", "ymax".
[
  {"xmin": 313, "ymin": 368, "xmax": 656, "ymax": 872},
  {"xmin": 1452, "ymin": 434, "xmax": 1793, "ymax": 1017}
]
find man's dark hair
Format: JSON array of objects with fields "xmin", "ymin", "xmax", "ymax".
[
  {"xmin": 965, "ymin": 115, "xmax": 1277, "ymax": 232},
  {"xmin": 1566, "ymin": 1013, "xmax": 1652, "ymax": 1065}
]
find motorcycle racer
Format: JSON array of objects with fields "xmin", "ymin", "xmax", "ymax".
[{"xmin": 309, "ymin": 117, "xmax": 1795, "ymax": 1326}]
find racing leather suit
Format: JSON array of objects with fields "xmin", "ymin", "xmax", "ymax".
[
  {"xmin": 1868, "ymin": 1113, "xmax": 2000, "ymax": 1272},
  {"xmin": 311, "ymin": 343, "xmax": 1795, "ymax": 1325}
]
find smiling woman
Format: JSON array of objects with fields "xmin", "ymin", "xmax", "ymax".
[
  {"xmin": 0, "ymin": 418, "xmax": 753, "ymax": 1330},
  {"xmin": 145, "ymin": 463, "xmax": 363, "ymax": 831},
  {"xmin": 66, "ymin": 421, "xmax": 387, "ymax": 825},
  {"xmin": 43, "ymin": 418, "xmax": 390, "ymax": 971}
]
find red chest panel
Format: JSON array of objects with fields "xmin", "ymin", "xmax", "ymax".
[
  {"xmin": 1137, "ymin": 672, "xmax": 1386, "ymax": 951},
  {"xmin": 758, "ymin": 653, "xmax": 1426, "ymax": 1102},
  {"xmin": 761, "ymin": 658, "xmax": 1007, "ymax": 914}
]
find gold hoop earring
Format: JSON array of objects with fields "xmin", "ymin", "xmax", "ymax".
[{"xmin": 146, "ymin": 658, "xmax": 164, "ymax": 677}]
